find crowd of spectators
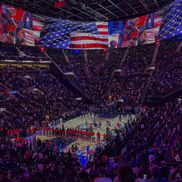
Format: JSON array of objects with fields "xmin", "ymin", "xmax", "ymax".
[
  {"xmin": 0, "ymin": 42, "xmax": 48, "ymax": 61},
  {"xmin": 1, "ymin": 37, "xmax": 181, "ymax": 104},
  {"xmin": 49, "ymin": 41, "xmax": 175, "ymax": 106},
  {"xmin": 47, "ymin": 38, "xmax": 182, "ymax": 107},
  {"xmin": 105, "ymin": 43, "xmax": 156, "ymax": 106},
  {"xmin": 0, "ymin": 65, "xmax": 86, "ymax": 133},
  {"xmin": 49, "ymin": 49, "xmax": 126, "ymax": 101},
  {"xmin": 148, "ymin": 38, "xmax": 182, "ymax": 97},
  {"xmin": 0, "ymin": 100, "xmax": 181, "ymax": 182},
  {"xmin": 0, "ymin": 37, "xmax": 181, "ymax": 182}
]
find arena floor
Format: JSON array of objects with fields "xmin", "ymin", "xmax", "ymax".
[{"xmin": 37, "ymin": 115, "xmax": 134, "ymax": 156}]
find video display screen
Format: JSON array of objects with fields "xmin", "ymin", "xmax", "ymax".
[
  {"xmin": 0, "ymin": 4, "xmax": 166, "ymax": 49},
  {"xmin": 0, "ymin": 4, "xmax": 44, "ymax": 46}
]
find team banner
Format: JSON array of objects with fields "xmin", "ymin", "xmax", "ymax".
[{"xmin": 0, "ymin": 4, "xmax": 44, "ymax": 46}]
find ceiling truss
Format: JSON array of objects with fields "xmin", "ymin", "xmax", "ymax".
[{"xmin": 0, "ymin": 0, "xmax": 174, "ymax": 21}]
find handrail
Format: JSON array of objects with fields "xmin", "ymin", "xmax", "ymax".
[
  {"xmin": 102, "ymin": 48, "xmax": 129, "ymax": 100},
  {"xmin": 140, "ymin": 43, "xmax": 160, "ymax": 103}
]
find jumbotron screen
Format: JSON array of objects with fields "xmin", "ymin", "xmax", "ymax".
[
  {"xmin": 0, "ymin": 4, "xmax": 44, "ymax": 46},
  {"xmin": 0, "ymin": 4, "xmax": 180, "ymax": 49}
]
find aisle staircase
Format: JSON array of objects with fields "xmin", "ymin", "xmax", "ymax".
[
  {"xmin": 140, "ymin": 44, "xmax": 160, "ymax": 103},
  {"xmin": 176, "ymin": 40, "xmax": 182, "ymax": 52},
  {"xmin": 102, "ymin": 47, "xmax": 129, "ymax": 99},
  {"xmin": 62, "ymin": 50, "xmax": 93, "ymax": 101},
  {"xmin": 44, "ymin": 51, "xmax": 92, "ymax": 103},
  {"xmin": 142, "ymin": 40, "xmax": 182, "ymax": 104}
]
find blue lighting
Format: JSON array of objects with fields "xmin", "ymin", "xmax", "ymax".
[
  {"xmin": 73, "ymin": 49, "xmax": 81, "ymax": 55},
  {"xmin": 80, "ymin": 155, "xmax": 88, "ymax": 167},
  {"xmin": 10, "ymin": 90, "xmax": 18, "ymax": 94}
]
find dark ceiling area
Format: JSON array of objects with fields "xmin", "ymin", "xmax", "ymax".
[{"xmin": 1, "ymin": 0, "xmax": 174, "ymax": 21}]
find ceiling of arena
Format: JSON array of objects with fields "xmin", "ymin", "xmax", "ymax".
[{"xmin": 1, "ymin": 0, "xmax": 174, "ymax": 21}]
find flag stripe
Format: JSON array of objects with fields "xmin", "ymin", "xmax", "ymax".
[
  {"xmin": 70, "ymin": 33, "xmax": 108, "ymax": 39},
  {"xmin": 70, "ymin": 40, "xmax": 108, "ymax": 45},
  {"xmin": 96, "ymin": 22, "xmax": 108, "ymax": 26},
  {"xmin": 96, "ymin": 28, "xmax": 108, "ymax": 32},
  {"xmin": 70, "ymin": 36, "xmax": 108, "ymax": 42},
  {"xmin": 32, "ymin": 21, "xmax": 44, "ymax": 31},
  {"xmin": 96, "ymin": 25, "xmax": 108, "ymax": 29},
  {"xmin": 69, "ymin": 43, "xmax": 108, "ymax": 49},
  {"xmin": 99, "ymin": 32, "xmax": 108, "ymax": 35}
]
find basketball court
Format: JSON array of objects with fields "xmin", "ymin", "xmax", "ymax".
[{"xmin": 37, "ymin": 114, "xmax": 134, "ymax": 156}]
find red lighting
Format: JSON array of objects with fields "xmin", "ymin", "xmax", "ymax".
[
  {"xmin": 40, "ymin": 47, "xmax": 45, "ymax": 53},
  {"xmin": 156, "ymin": 40, "xmax": 160, "ymax": 45},
  {"xmin": 103, "ymin": 48, "xmax": 108, "ymax": 53}
]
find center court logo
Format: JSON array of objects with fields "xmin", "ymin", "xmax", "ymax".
[{"xmin": 76, "ymin": 124, "xmax": 87, "ymax": 130}]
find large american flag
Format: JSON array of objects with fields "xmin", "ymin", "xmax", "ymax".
[
  {"xmin": 39, "ymin": 19, "xmax": 108, "ymax": 49},
  {"xmin": 158, "ymin": 0, "xmax": 182, "ymax": 40}
]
